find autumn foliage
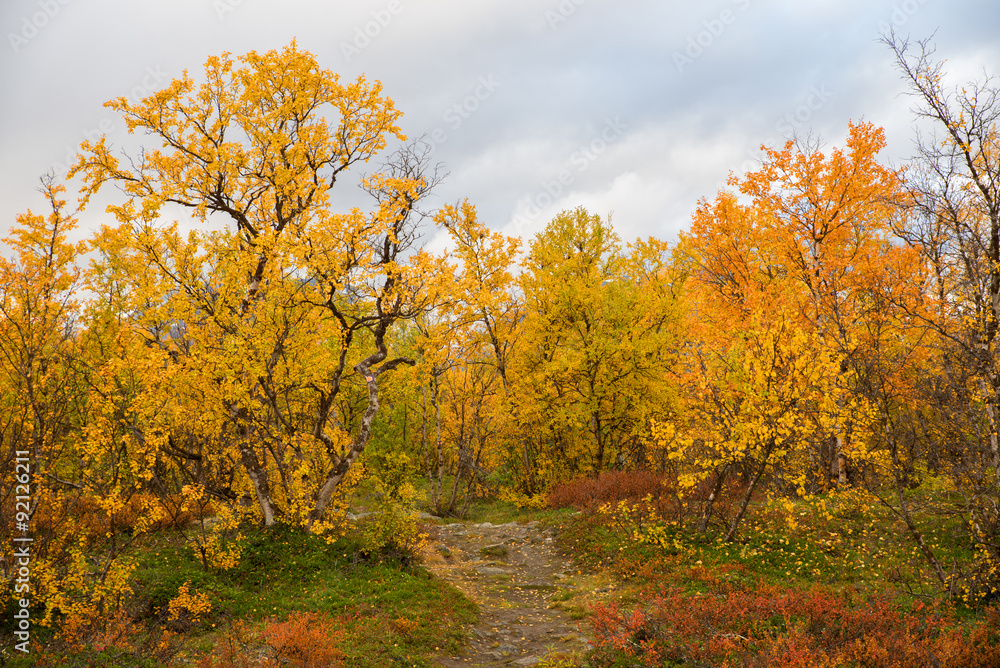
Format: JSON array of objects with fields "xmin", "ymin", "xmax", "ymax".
[
  {"xmin": 196, "ymin": 613, "xmax": 344, "ymax": 668},
  {"xmin": 3, "ymin": 36, "xmax": 1000, "ymax": 661},
  {"xmin": 588, "ymin": 584, "xmax": 1000, "ymax": 667}
]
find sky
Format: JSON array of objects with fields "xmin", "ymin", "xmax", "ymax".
[{"xmin": 1, "ymin": 0, "xmax": 999, "ymax": 253}]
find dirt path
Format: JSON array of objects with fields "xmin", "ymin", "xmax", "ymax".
[{"xmin": 421, "ymin": 520, "xmax": 593, "ymax": 667}]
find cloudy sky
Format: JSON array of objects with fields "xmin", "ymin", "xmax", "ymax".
[{"xmin": 1, "ymin": 0, "xmax": 999, "ymax": 252}]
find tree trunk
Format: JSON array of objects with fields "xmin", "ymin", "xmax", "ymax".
[
  {"xmin": 239, "ymin": 443, "xmax": 277, "ymax": 527},
  {"xmin": 233, "ymin": 407, "xmax": 278, "ymax": 527},
  {"xmin": 895, "ymin": 472, "xmax": 948, "ymax": 586},
  {"xmin": 591, "ymin": 412, "xmax": 605, "ymax": 474},
  {"xmin": 698, "ymin": 465, "xmax": 728, "ymax": 534},
  {"xmin": 979, "ymin": 377, "xmax": 1000, "ymax": 493},
  {"xmin": 307, "ymin": 361, "xmax": 383, "ymax": 530},
  {"xmin": 432, "ymin": 372, "xmax": 443, "ymax": 512},
  {"xmin": 725, "ymin": 441, "xmax": 774, "ymax": 542},
  {"xmin": 421, "ymin": 383, "xmax": 429, "ymax": 485}
]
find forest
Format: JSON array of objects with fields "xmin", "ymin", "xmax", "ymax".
[{"xmin": 2, "ymin": 36, "xmax": 1000, "ymax": 666}]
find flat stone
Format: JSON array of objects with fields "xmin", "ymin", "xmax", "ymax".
[
  {"xmin": 480, "ymin": 543, "xmax": 509, "ymax": 558},
  {"xmin": 513, "ymin": 658, "xmax": 541, "ymax": 666},
  {"xmin": 476, "ymin": 566, "xmax": 512, "ymax": 576},
  {"xmin": 498, "ymin": 643, "xmax": 518, "ymax": 655}
]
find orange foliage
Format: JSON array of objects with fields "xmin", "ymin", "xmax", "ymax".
[
  {"xmin": 589, "ymin": 583, "xmax": 1000, "ymax": 667},
  {"xmin": 197, "ymin": 613, "xmax": 345, "ymax": 668}
]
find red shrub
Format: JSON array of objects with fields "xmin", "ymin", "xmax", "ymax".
[
  {"xmin": 261, "ymin": 612, "xmax": 344, "ymax": 668},
  {"xmin": 547, "ymin": 470, "xmax": 678, "ymax": 512},
  {"xmin": 547, "ymin": 469, "xmax": 761, "ymax": 531},
  {"xmin": 196, "ymin": 613, "xmax": 344, "ymax": 668},
  {"xmin": 588, "ymin": 583, "xmax": 1000, "ymax": 668}
]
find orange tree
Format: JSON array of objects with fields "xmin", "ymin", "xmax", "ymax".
[
  {"xmin": 680, "ymin": 122, "xmax": 916, "ymax": 485},
  {"xmin": 668, "ymin": 122, "xmax": 927, "ymax": 540}
]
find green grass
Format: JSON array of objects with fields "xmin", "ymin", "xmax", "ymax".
[
  {"xmin": 558, "ymin": 487, "xmax": 986, "ymax": 605},
  {"xmin": 25, "ymin": 520, "xmax": 476, "ymax": 667},
  {"xmin": 10, "ymin": 478, "xmax": 993, "ymax": 668},
  {"xmin": 559, "ymin": 486, "xmax": 1000, "ymax": 668}
]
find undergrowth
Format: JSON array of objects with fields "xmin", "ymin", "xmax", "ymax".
[
  {"xmin": 548, "ymin": 471, "xmax": 1000, "ymax": 667},
  {"xmin": 10, "ymin": 520, "xmax": 475, "ymax": 668}
]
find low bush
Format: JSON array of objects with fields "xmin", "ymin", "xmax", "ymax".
[
  {"xmin": 547, "ymin": 471, "xmax": 678, "ymax": 513},
  {"xmin": 588, "ymin": 582, "xmax": 1000, "ymax": 667},
  {"xmin": 195, "ymin": 613, "xmax": 344, "ymax": 668}
]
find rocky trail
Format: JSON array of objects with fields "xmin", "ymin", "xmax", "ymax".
[{"xmin": 421, "ymin": 520, "xmax": 594, "ymax": 667}]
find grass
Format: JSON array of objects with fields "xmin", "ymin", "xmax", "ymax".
[
  {"xmin": 9, "ymin": 474, "xmax": 996, "ymax": 668},
  {"xmin": 542, "ymin": 477, "xmax": 1000, "ymax": 667},
  {"xmin": 559, "ymin": 486, "xmax": 984, "ymax": 601},
  {"xmin": 18, "ymin": 518, "xmax": 476, "ymax": 667}
]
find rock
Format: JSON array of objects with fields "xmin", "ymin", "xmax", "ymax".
[
  {"xmin": 435, "ymin": 545, "xmax": 452, "ymax": 558},
  {"xmin": 518, "ymin": 583, "xmax": 557, "ymax": 591},
  {"xmin": 513, "ymin": 658, "xmax": 541, "ymax": 666},
  {"xmin": 479, "ymin": 543, "xmax": 509, "ymax": 558},
  {"xmin": 476, "ymin": 566, "xmax": 512, "ymax": 576},
  {"xmin": 497, "ymin": 643, "xmax": 518, "ymax": 655}
]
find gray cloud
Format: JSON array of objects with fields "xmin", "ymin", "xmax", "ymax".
[{"xmin": 1, "ymin": 0, "xmax": 999, "ymax": 251}]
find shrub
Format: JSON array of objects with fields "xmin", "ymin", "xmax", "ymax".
[
  {"xmin": 547, "ymin": 471, "xmax": 678, "ymax": 513},
  {"xmin": 196, "ymin": 613, "xmax": 344, "ymax": 668},
  {"xmin": 30, "ymin": 607, "xmax": 181, "ymax": 667},
  {"xmin": 588, "ymin": 582, "xmax": 1000, "ymax": 667}
]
